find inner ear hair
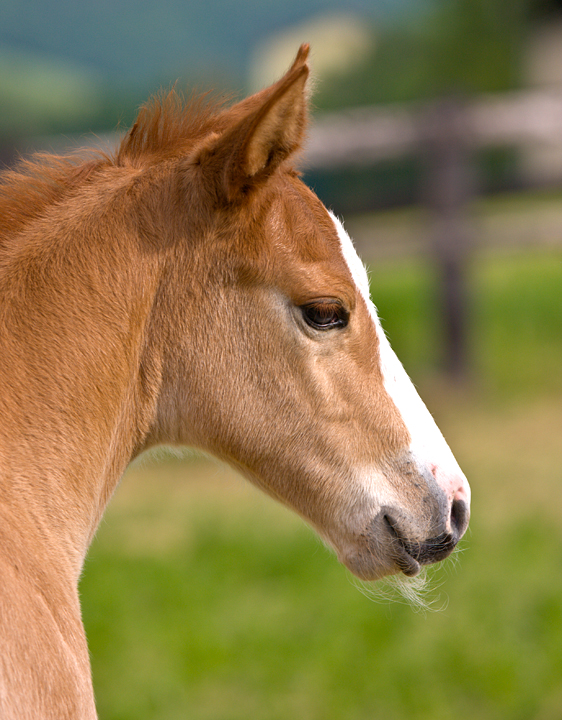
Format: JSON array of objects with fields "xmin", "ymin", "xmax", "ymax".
[
  {"xmin": 191, "ymin": 45, "xmax": 311, "ymax": 204},
  {"xmin": 242, "ymin": 64, "xmax": 309, "ymax": 178}
]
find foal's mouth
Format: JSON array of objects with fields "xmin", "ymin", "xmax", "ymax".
[{"xmin": 384, "ymin": 516, "xmax": 459, "ymax": 578}]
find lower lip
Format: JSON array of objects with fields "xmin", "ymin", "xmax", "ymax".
[{"xmin": 394, "ymin": 550, "xmax": 421, "ymax": 577}]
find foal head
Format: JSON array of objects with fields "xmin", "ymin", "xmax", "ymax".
[{"xmin": 132, "ymin": 45, "xmax": 470, "ymax": 581}]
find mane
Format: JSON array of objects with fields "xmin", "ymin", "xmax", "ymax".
[
  {"xmin": 117, "ymin": 88, "xmax": 228, "ymax": 164},
  {"xmin": 0, "ymin": 88, "xmax": 228, "ymax": 242}
]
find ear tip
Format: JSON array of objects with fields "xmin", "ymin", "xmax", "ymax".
[{"xmin": 292, "ymin": 43, "xmax": 311, "ymax": 70}]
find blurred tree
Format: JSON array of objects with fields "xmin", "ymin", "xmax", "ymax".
[
  {"xmin": 316, "ymin": 0, "xmax": 527, "ymax": 110},
  {"xmin": 528, "ymin": 0, "xmax": 562, "ymax": 17},
  {"xmin": 0, "ymin": 50, "xmax": 104, "ymax": 138}
]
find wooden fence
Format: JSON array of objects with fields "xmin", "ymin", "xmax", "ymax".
[
  {"xmin": 302, "ymin": 89, "xmax": 562, "ymax": 378},
  {"xmin": 305, "ymin": 89, "xmax": 562, "ymax": 170}
]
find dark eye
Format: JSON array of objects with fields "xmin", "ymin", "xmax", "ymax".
[{"xmin": 300, "ymin": 300, "xmax": 349, "ymax": 331}]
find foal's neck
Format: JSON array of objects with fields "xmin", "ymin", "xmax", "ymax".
[{"xmin": 0, "ymin": 185, "xmax": 164, "ymax": 579}]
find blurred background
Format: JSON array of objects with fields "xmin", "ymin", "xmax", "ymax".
[{"xmin": 2, "ymin": 0, "xmax": 562, "ymax": 718}]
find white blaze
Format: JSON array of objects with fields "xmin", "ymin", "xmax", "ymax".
[{"xmin": 329, "ymin": 212, "xmax": 470, "ymax": 508}]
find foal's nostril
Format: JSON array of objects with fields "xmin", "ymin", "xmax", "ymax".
[{"xmin": 450, "ymin": 498, "xmax": 469, "ymax": 541}]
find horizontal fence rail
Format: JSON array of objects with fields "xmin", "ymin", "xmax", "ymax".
[{"xmin": 303, "ymin": 88, "xmax": 562, "ymax": 173}]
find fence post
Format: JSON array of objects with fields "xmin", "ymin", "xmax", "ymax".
[{"xmin": 421, "ymin": 98, "xmax": 475, "ymax": 380}]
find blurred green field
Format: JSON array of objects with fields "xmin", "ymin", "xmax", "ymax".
[{"xmin": 80, "ymin": 241, "xmax": 562, "ymax": 720}]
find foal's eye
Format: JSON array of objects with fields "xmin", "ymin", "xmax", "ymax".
[{"xmin": 300, "ymin": 300, "xmax": 349, "ymax": 331}]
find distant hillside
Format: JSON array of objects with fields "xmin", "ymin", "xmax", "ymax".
[{"xmin": 0, "ymin": 0, "xmax": 413, "ymax": 87}]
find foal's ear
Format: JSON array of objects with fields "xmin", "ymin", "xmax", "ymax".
[{"xmin": 195, "ymin": 44, "xmax": 310, "ymax": 203}]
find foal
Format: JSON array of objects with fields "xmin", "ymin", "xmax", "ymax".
[{"xmin": 0, "ymin": 45, "xmax": 469, "ymax": 718}]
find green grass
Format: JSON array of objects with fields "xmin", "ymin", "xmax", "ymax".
[
  {"xmin": 472, "ymin": 250, "xmax": 562, "ymax": 396},
  {"xmin": 369, "ymin": 247, "xmax": 562, "ymax": 397},
  {"xmin": 80, "ymin": 246, "xmax": 562, "ymax": 720}
]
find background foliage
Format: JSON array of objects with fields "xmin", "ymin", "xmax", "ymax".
[{"xmin": 0, "ymin": 0, "xmax": 554, "ymax": 141}]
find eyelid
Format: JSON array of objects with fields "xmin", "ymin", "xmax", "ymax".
[{"xmin": 300, "ymin": 298, "xmax": 349, "ymax": 330}]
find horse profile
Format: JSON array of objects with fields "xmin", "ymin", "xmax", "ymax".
[{"xmin": 0, "ymin": 45, "xmax": 469, "ymax": 718}]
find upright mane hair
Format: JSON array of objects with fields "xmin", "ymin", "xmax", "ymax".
[
  {"xmin": 117, "ymin": 89, "xmax": 228, "ymax": 164},
  {"xmin": 0, "ymin": 88, "xmax": 228, "ymax": 242}
]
